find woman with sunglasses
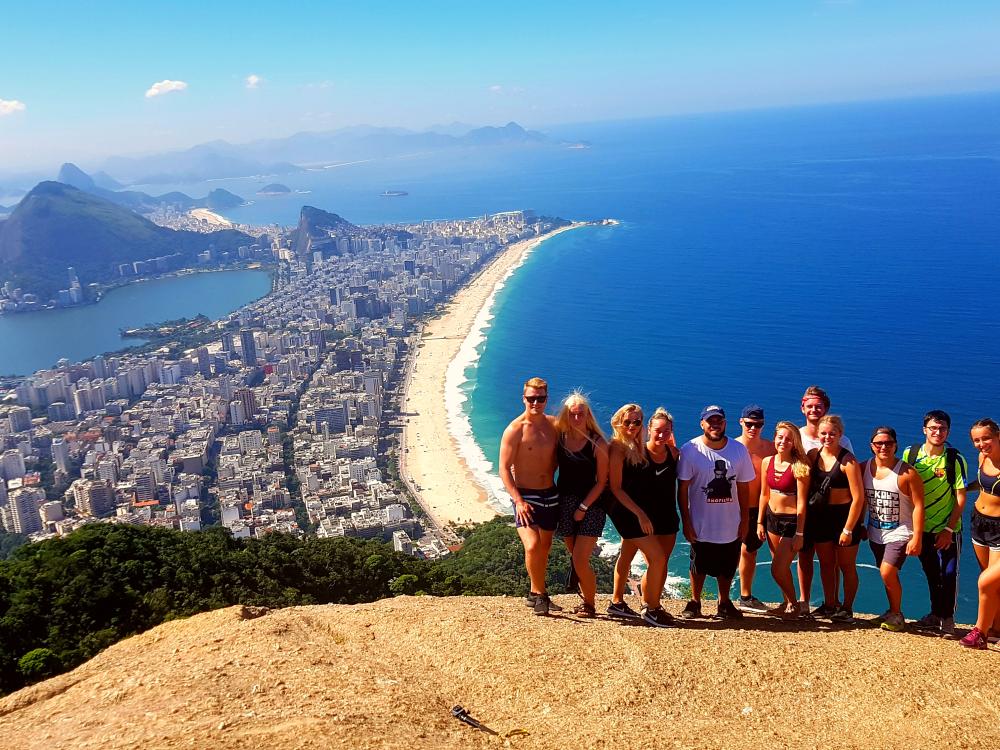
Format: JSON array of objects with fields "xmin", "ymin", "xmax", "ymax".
[
  {"xmin": 805, "ymin": 415, "xmax": 866, "ymax": 623},
  {"xmin": 756, "ymin": 421, "xmax": 811, "ymax": 618},
  {"xmin": 863, "ymin": 426, "xmax": 925, "ymax": 632},
  {"xmin": 553, "ymin": 392, "xmax": 609, "ymax": 618},
  {"xmin": 605, "ymin": 403, "xmax": 673, "ymax": 627},
  {"xmin": 960, "ymin": 418, "xmax": 1000, "ymax": 649}
]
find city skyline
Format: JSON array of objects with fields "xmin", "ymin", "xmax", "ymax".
[{"xmin": 2, "ymin": 1, "xmax": 1000, "ymax": 172}]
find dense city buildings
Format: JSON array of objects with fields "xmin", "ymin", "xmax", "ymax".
[{"xmin": 0, "ymin": 210, "xmax": 554, "ymax": 557}]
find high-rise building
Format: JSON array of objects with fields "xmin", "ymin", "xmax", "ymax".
[
  {"xmin": 240, "ymin": 330, "xmax": 258, "ymax": 366},
  {"xmin": 10, "ymin": 487, "xmax": 44, "ymax": 534},
  {"xmin": 0, "ymin": 449, "xmax": 26, "ymax": 481},
  {"xmin": 52, "ymin": 438, "xmax": 71, "ymax": 473},
  {"xmin": 71, "ymin": 478, "xmax": 115, "ymax": 517},
  {"xmin": 7, "ymin": 406, "xmax": 32, "ymax": 433},
  {"xmin": 196, "ymin": 346, "xmax": 213, "ymax": 377},
  {"xmin": 235, "ymin": 388, "xmax": 258, "ymax": 420}
]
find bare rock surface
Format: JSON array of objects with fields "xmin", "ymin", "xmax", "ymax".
[{"xmin": 1, "ymin": 596, "xmax": 998, "ymax": 749}]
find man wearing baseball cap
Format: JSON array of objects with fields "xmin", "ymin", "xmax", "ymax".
[
  {"xmin": 678, "ymin": 405, "xmax": 756, "ymax": 620},
  {"xmin": 735, "ymin": 404, "xmax": 775, "ymax": 613}
]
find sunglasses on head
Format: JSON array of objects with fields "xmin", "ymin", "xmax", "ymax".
[{"xmin": 524, "ymin": 395, "xmax": 547, "ymax": 404}]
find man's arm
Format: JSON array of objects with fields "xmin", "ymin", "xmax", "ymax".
[
  {"xmin": 904, "ymin": 466, "xmax": 925, "ymax": 556},
  {"xmin": 499, "ymin": 422, "xmax": 531, "ymax": 525},
  {"xmin": 939, "ymin": 454, "xmax": 969, "ymax": 550},
  {"xmin": 678, "ymin": 479, "xmax": 695, "ymax": 543},
  {"xmin": 736, "ymin": 480, "xmax": 749, "ymax": 541}
]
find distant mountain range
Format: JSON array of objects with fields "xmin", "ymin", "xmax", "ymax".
[
  {"xmin": 0, "ymin": 182, "xmax": 252, "ymax": 300},
  {"xmin": 56, "ymin": 163, "xmax": 244, "ymax": 213}
]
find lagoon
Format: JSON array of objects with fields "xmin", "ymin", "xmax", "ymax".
[{"xmin": 0, "ymin": 270, "xmax": 271, "ymax": 376}]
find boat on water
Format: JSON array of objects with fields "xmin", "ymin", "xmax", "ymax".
[{"xmin": 381, "ymin": 190, "xmax": 408, "ymax": 197}]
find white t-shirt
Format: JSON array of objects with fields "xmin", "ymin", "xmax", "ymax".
[
  {"xmin": 678, "ymin": 437, "xmax": 755, "ymax": 543},
  {"xmin": 801, "ymin": 429, "xmax": 854, "ymax": 455}
]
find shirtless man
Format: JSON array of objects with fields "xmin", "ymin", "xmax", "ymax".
[
  {"xmin": 499, "ymin": 377, "xmax": 561, "ymax": 615},
  {"xmin": 735, "ymin": 404, "xmax": 775, "ymax": 613}
]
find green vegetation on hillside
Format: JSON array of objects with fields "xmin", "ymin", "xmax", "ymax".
[{"xmin": 0, "ymin": 519, "xmax": 611, "ymax": 696}]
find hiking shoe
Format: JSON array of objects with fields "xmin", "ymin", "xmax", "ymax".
[
  {"xmin": 641, "ymin": 606, "xmax": 675, "ymax": 628},
  {"xmin": 607, "ymin": 600, "xmax": 641, "ymax": 619},
  {"xmin": 736, "ymin": 596, "xmax": 768, "ymax": 613},
  {"xmin": 913, "ymin": 613, "xmax": 942, "ymax": 631},
  {"xmin": 960, "ymin": 627, "xmax": 988, "ymax": 650},
  {"xmin": 533, "ymin": 593, "xmax": 552, "ymax": 616},
  {"xmin": 829, "ymin": 606, "xmax": 855, "ymax": 624},
  {"xmin": 810, "ymin": 603, "xmax": 838, "ymax": 619},
  {"xmin": 680, "ymin": 600, "xmax": 702, "ymax": 619},
  {"xmin": 940, "ymin": 618, "xmax": 956, "ymax": 637},
  {"xmin": 525, "ymin": 592, "xmax": 562, "ymax": 612},
  {"xmin": 525, "ymin": 592, "xmax": 538, "ymax": 607},
  {"xmin": 717, "ymin": 600, "xmax": 744, "ymax": 620},
  {"xmin": 880, "ymin": 612, "xmax": 906, "ymax": 632},
  {"xmin": 573, "ymin": 601, "xmax": 596, "ymax": 619}
]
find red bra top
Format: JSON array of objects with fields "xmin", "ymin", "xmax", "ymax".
[{"xmin": 768, "ymin": 458, "xmax": 797, "ymax": 494}]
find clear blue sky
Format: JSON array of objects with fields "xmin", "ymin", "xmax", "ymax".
[{"xmin": 1, "ymin": 0, "xmax": 998, "ymax": 171}]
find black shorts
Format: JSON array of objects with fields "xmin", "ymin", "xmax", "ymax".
[
  {"xmin": 514, "ymin": 487, "xmax": 560, "ymax": 532},
  {"xmin": 971, "ymin": 508, "xmax": 1000, "ymax": 551},
  {"xmin": 555, "ymin": 493, "xmax": 608, "ymax": 538},
  {"xmin": 765, "ymin": 508, "xmax": 798, "ymax": 539},
  {"xmin": 743, "ymin": 507, "xmax": 764, "ymax": 552},
  {"xmin": 689, "ymin": 539, "xmax": 741, "ymax": 580},
  {"xmin": 805, "ymin": 503, "xmax": 862, "ymax": 547}
]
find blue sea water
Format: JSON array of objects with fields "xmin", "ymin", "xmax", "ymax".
[{"xmin": 205, "ymin": 92, "xmax": 1000, "ymax": 620}]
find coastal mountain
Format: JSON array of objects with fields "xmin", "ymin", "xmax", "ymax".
[
  {"xmin": 290, "ymin": 205, "xmax": 357, "ymax": 256},
  {"xmin": 101, "ymin": 144, "xmax": 303, "ymax": 185},
  {"xmin": 1, "ymin": 597, "xmax": 993, "ymax": 748},
  {"xmin": 0, "ymin": 182, "xmax": 252, "ymax": 299},
  {"xmin": 55, "ymin": 163, "xmax": 244, "ymax": 213}
]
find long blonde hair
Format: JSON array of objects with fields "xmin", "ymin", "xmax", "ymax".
[
  {"xmin": 610, "ymin": 403, "xmax": 647, "ymax": 467},
  {"xmin": 555, "ymin": 391, "xmax": 606, "ymax": 441},
  {"xmin": 774, "ymin": 420, "xmax": 810, "ymax": 479}
]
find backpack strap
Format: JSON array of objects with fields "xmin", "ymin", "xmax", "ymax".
[
  {"xmin": 945, "ymin": 447, "xmax": 959, "ymax": 494},
  {"xmin": 904, "ymin": 444, "xmax": 921, "ymax": 466}
]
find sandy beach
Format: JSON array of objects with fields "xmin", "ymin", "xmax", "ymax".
[
  {"xmin": 401, "ymin": 223, "xmax": 584, "ymax": 529},
  {"xmin": 188, "ymin": 208, "xmax": 232, "ymax": 227}
]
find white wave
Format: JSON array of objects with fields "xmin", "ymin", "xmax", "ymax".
[{"xmin": 444, "ymin": 239, "xmax": 549, "ymax": 515}]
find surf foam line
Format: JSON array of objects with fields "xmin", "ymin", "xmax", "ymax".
[{"xmin": 444, "ymin": 224, "xmax": 588, "ymax": 515}]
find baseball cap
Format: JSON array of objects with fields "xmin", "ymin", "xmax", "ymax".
[
  {"xmin": 700, "ymin": 405, "xmax": 725, "ymax": 420},
  {"xmin": 741, "ymin": 404, "xmax": 764, "ymax": 421}
]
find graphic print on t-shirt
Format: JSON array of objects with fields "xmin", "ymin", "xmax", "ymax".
[
  {"xmin": 867, "ymin": 487, "xmax": 900, "ymax": 530},
  {"xmin": 703, "ymin": 459, "xmax": 735, "ymax": 503}
]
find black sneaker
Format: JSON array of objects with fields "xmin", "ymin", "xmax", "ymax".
[
  {"xmin": 533, "ymin": 593, "xmax": 552, "ymax": 616},
  {"xmin": 607, "ymin": 600, "xmax": 641, "ymax": 619},
  {"xmin": 717, "ymin": 600, "xmax": 744, "ymax": 620},
  {"xmin": 810, "ymin": 603, "xmax": 838, "ymax": 619},
  {"xmin": 680, "ymin": 600, "xmax": 702, "ymax": 619},
  {"xmin": 829, "ymin": 606, "xmax": 855, "ymax": 624},
  {"xmin": 641, "ymin": 606, "xmax": 675, "ymax": 628}
]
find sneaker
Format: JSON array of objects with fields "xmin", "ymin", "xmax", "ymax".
[
  {"xmin": 960, "ymin": 627, "xmax": 988, "ymax": 650},
  {"xmin": 880, "ymin": 612, "xmax": 906, "ymax": 632},
  {"xmin": 641, "ymin": 606, "xmax": 675, "ymax": 628},
  {"xmin": 607, "ymin": 600, "xmax": 641, "ymax": 619},
  {"xmin": 525, "ymin": 592, "xmax": 562, "ymax": 612},
  {"xmin": 680, "ymin": 600, "xmax": 702, "ymax": 620},
  {"xmin": 573, "ymin": 601, "xmax": 596, "ymax": 619},
  {"xmin": 913, "ymin": 613, "xmax": 942, "ymax": 631},
  {"xmin": 829, "ymin": 606, "xmax": 855, "ymax": 624},
  {"xmin": 533, "ymin": 593, "xmax": 552, "ymax": 616},
  {"xmin": 736, "ymin": 596, "xmax": 768, "ymax": 614},
  {"xmin": 717, "ymin": 600, "xmax": 745, "ymax": 620},
  {"xmin": 940, "ymin": 618, "xmax": 956, "ymax": 637},
  {"xmin": 810, "ymin": 603, "xmax": 838, "ymax": 619}
]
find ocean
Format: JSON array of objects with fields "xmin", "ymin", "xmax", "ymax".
[{"xmin": 204, "ymin": 92, "xmax": 1000, "ymax": 620}]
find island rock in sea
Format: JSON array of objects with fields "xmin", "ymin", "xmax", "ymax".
[
  {"xmin": 0, "ymin": 597, "xmax": 995, "ymax": 749},
  {"xmin": 256, "ymin": 183, "xmax": 292, "ymax": 196}
]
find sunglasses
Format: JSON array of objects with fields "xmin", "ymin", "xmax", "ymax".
[
  {"xmin": 743, "ymin": 421, "xmax": 763, "ymax": 430},
  {"xmin": 524, "ymin": 395, "xmax": 547, "ymax": 404},
  {"xmin": 871, "ymin": 440, "xmax": 895, "ymax": 448},
  {"xmin": 623, "ymin": 419, "xmax": 642, "ymax": 427}
]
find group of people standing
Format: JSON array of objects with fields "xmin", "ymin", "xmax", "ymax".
[{"xmin": 499, "ymin": 379, "xmax": 1000, "ymax": 650}]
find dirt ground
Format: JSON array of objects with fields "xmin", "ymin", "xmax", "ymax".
[{"xmin": 1, "ymin": 596, "xmax": 998, "ymax": 749}]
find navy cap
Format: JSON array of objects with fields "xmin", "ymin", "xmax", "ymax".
[
  {"xmin": 700, "ymin": 405, "xmax": 726, "ymax": 420},
  {"xmin": 741, "ymin": 404, "xmax": 765, "ymax": 420}
]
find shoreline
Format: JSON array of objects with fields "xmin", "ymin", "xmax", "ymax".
[{"xmin": 400, "ymin": 222, "xmax": 587, "ymax": 529}]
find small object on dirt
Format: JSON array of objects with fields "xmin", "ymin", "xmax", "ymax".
[
  {"xmin": 506, "ymin": 728, "xmax": 531, "ymax": 738},
  {"xmin": 451, "ymin": 705, "xmax": 498, "ymax": 735},
  {"xmin": 239, "ymin": 606, "xmax": 270, "ymax": 620}
]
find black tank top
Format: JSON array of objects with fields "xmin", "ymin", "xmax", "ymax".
[
  {"xmin": 812, "ymin": 447, "xmax": 850, "ymax": 490},
  {"xmin": 644, "ymin": 448, "xmax": 678, "ymax": 510},
  {"xmin": 621, "ymin": 450, "xmax": 647, "ymax": 506},
  {"xmin": 557, "ymin": 434, "xmax": 598, "ymax": 499}
]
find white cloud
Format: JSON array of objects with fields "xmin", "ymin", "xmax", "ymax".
[
  {"xmin": 488, "ymin": 84, "xmax": 524, "ymax": 96},
  {"xmin": 246, "ymin": 74, "xmax": 262, "ymax": 89},
  {"xmin": 145, "ymin": 80, "xmax": 188, "ymax": 99},
  {"xmin": 0, "ymin": 99, "xmax": 26, "ymax": 116},
  {"xmin": 489, "ymin": 84, "xmax": 503, "ymax": 93},
  {"xmin": 302, "ymin": 80, "xmax": 334, "ymax": 90}
]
